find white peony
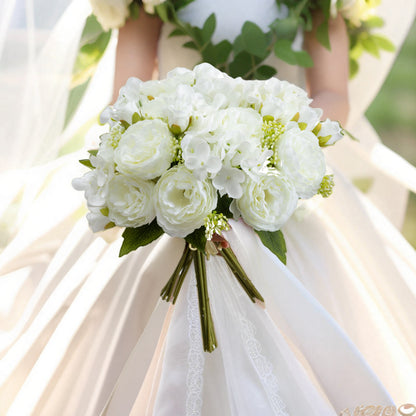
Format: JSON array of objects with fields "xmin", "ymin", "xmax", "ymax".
[
  {"xmin": 154, "ymin": 165, "xmax": 218, "ymax": 237},
  {"xmin": 315, "ymin": 119, "xmax": 344, "ymax": 146},
  {"xmin": 107, "ymin": 175, "xmax": 155, "ymax": 227},
  {"xmin": 89, "ymin": 0, "xmax": 132, "ymax": 31},
  {"xmin": 236, "ymin": 170, "xmax": 298, "ymax": 231},
  {"xmin": 114, "ymin": 119, "xmax": 174, "ymax": 180},
  {"xmin": 275, "ymin": 127, "xmax": 326, "ymax": 199}
]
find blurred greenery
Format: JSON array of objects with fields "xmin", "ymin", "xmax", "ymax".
[{"xmin": 366, "ymin": 19, "xmax": 416, "ymax": 248}]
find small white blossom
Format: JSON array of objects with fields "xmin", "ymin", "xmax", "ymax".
[
  {"xmin": 181, "ymin": 134, "xmax": 222, "ymax": 180},
  {"xmin": 212, "ymin": 167, "xmax": 246, "ymax": 199}
]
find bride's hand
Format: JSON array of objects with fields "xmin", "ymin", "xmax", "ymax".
[
  {"xmin": 304, "ymin": 12, "xmax": 350, "ymax": 125},
  {"xmin": 112, "ymin": 10, "xmax": 162, "ymax": 103}
]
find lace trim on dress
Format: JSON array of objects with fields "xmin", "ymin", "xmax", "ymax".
[
  {"xmin": 186, "ymin": 279, "xmax": 205, "ymax": 416},
  {"xmin": 240, "ymin": 316, "xmax": 290, "ymax": 416}
]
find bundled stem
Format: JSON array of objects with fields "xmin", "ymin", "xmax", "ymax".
[
  {"xmin": 160, "ymin": 241, "xmax": 264, "ymax": 353},
  {"xmin": 220, "ymin": 247, "xmax": 264, "ymax": 304},
  {"xmin": 194, "ymin": 250, "xmax": 217, "ymax": 352},
  {"xmin": 160, "ymin": 243, "xmax": 193, "ymax": 304}
]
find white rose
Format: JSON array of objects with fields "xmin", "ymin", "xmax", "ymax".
[
  {"xmin": 107, "ymin": 175, "xmax": 155, "ymax": 228},
  {"xmin": 275, "ymin": 127, "xmax": 326, "ymax": 199},
  {"xmin": 114, "ymin": 119, "xmax": 174, "ymax": 180},
  {"xmin": 236, "ymin": 171, "xmax": 298, "ymax": 231},
  {"xmin": 154, "ymin": 165, "xmax": 218, "ymax": 237},
  {"xmin": 89, "ymin": 0, "xmax": 132, "ymax": 31},
  {"xmin": 316, "ymin": 119, "xmax": 344, "ymax": 146}
]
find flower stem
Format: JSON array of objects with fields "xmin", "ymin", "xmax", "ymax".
[
  {"xmin": 161, "ymin": 243, "xmax": 192, "ymax": 303},
  {"xmin": 194, "ymin": 250, "xmax": 217, "ymax": 352},
  {"xmin": 220, "ymin": 247, "xmax": 265, "ymax": 304}
]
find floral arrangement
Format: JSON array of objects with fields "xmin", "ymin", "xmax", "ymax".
[
  {"xmin": 88, "ymin": 0, "xmax": 394, "ymax": 79},
  {"xmin": 73, "ymin": 63, "xmax": 342, "ymax": 351}
]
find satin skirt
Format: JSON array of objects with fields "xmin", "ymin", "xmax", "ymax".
[{"xmin": 1, "ymin": 154, "xmax": 415, "ymax": 415}]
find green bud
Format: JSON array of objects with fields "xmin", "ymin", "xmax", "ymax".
[
  {"xmin": 132, "ymin": 112, "xmax": 141, "ymax": 124},
  {"xmin": 318, "ymin": 135, "xmax": 332, "ymax": 147},
  {"xmin": 170, "ymin": 124, "xmax": 182, "ymax": 135},
  {"xmin": 318, "ymin": 174, "xmax": 335, "ymax": 198},
  {"xmin": 100, "ymin": 207, "xmax": 110, "ymax": 216}
]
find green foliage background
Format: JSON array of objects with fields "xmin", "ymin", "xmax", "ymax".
[{"xmin": 366, "ymin": 19, "xmax": 416, "ymax": 247}]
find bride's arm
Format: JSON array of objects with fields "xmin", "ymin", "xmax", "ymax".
[
  {"xmin": 112, "ymin": 10, "xmax": 162, "ymax": 102},
  {"xmin": 304, "ymin": 12, "xmax": 350, "ymax": 125}
]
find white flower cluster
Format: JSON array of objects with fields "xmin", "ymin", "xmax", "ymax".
[{"xmin": 73, "ymin": 63, "xmax": 342, "ymax": 238}]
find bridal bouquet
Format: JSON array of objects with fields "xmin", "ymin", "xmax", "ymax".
[{"xmin": 73, "ymin": 63, "xmax": 342, "ymax": 351}]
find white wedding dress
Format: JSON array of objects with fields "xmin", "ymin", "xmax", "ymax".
[{"xmin": 1, "ymin": 1, "xmax": 416, "ymax": 415}]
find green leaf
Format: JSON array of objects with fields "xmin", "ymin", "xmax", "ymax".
[
  {"xmin": 128, "ymin": 2, "xmax": 140, "ymax": 20},
  {"xmin": 365, "ymin": 16, "xmax": 384, "ymax": 28},
  {"xmin": 269, "ymin": 16, "xmax": 298, "ymax": 41},
  {"xmin": 240, "ymin": 21, "xmax": 269, "ymax": 58},
  {"xmin": 185, "ymin": 226, "xmax": 206, "ymax": 253},
  {"xmin": 183, "ymin": 41, "xmax": 198, "ymax": 50},
  {"xmin": 254, "ymin": 65, "xmax": 277, "ymax": 80},
  {"xmin": 255, "ymin": 230, "xmax": 287, "ymax": 265},
  {"xmin": 202, "ymin": 40, "xmax": 232, "ymax": 65},
  {"xmin": 169, "ymin": 27, "xmax": 187, "ymax": 37},
  {"xmin": 318, "ymin": 0, "xmax": 331, "ymax": 19},
  {"xmin": 372, "ymin": 34, "xmax": 395, "ymax": 52},
  {"xmin": 154, "ymin": 3, "xmax": 171, "ymax": 22},
  {"xmin": 228, "ymin": 51, "xmax": 255, "ymax": 78},
  {"xmin": 65, "ymin": 81, "xmax": 89, "ymax": 127},
  {"xmin": 361, "ymin": 36, "xmax": 380, "ymax": 58},
  {"xmin": 349, "ymin": 58, "xmax": 359, "ymax": 78},
  {"xmin": 316, "ymin": 20, "xmax": 330, "ymax": 50},
  {"xmin": 119, "ymin": 221, "xmax": 164, "ymax": 257},
  {"xmin": 88, "ymin": 149, "xmax": 98, "ymax": 156},
  {"xmin": 274, "ymin": 39, "xmax": 298, "ymax": 65},
  {"xmin": 65, "ymin": 14, "xmax": 111, "ymax": 127},
  {"xmin": 274, "ymin": 40, "xmax": 312, "ymax": 67},
  {"xmin": 79, "ymin": 14, "xmax": 107, "ymax": 45},
  {"xmin": 216, "ymin": 194, "xmax": 233, "ymax": 218},
  {"xmin": 294, "ymin": 50, "xmax": 313, "ymax": 67},
  {"xmin": 79, "ymin": 159, "xmax": 94, "ymax": 169},
  {"xmin": 201, "ymin": 13, "xmax": 216, "ymax": 43},
  {"xmin": 172, "ymin": 0, "xmax": 195, "ymax": 10}
]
